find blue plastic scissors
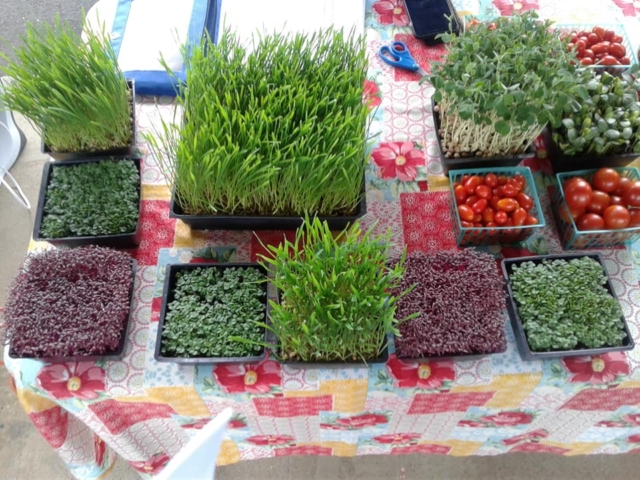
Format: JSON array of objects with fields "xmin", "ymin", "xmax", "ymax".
[{"xmin": 378, "ymin": 41, "xmax": 427, "ymax": 76}]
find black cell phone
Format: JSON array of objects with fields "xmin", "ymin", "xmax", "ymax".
[{"xmin": 404, "ymin": 0, "xmax": 462, "ymax": 45}]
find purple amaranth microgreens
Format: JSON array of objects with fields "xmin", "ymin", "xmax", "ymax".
[
  {"xmin": 2, "ymin": 246, "xmax": 133, "ymax": 358},
  {"xmin": 391, "ymin": 249, "xmax": 507, "ymax": 358}
]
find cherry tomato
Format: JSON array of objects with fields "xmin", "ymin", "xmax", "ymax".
[
  {"xmin": 454, "ymin": 185, "xmax": 467, "ymax": 205},
  {"xmin": 587, "ymin": 33, "xmax": 599, "ymax": 46},
  {"xmin": 461, "ymin": 174, "xmax": 470, "ymax": 184},
  {"xmin": 567, "ymin": 42, "xmax": 576, "ymax": 52},
  {"xmin": 609, "ymin": 43, "xmax": 626, "ymax": 59},
  {"xmin": 497, "ymin": 198, "xmax": 518, "ymax": 212},
  {"xmin": 629, "ymin": 209, "xmax": 640, "ymax": 228},
  {"xmin": 482, "ymin": 207, "xmax": 495, "ymax": 224},
  {"xmin": 577, "ymin": 213, "xmax": 605, "ymax": 231},
  {"xmin": 474, "ymin": 222, "xmax": 483, "ymax": 227},
  {"xmin": 603, "ymin": 29, "xmax": 615, "ymax": 42},
  {"xmin": 494, "ymin": 210, "xmax": 508, "ymax": 225},
  {"xmin": 490, "ymin": 196, "xmax": 501, "ymax": 210},
  {"xmin": 580, "ymin": 58, "xmax": 594, "ymax": 66},
  {"xmin": 464, "ymin": 175, "xmax": 482, "ymax": 194},
  {"xmin": 471, "ymin": 199, "xmax": 488, "ymax": 214},
  {"xmin": 458, "ymin": 205, "xmax": 475, "ymax": 222},
  {"xmin": 586, "ymin": 190, "xmax": 612, "ymax": 215},
  {"xmin": 611, "ymin": 34, "xmax": 624, "ymax": 44},
  {"xmin": 507, "ymin": 177, "xmax": 524, "ymax": 192},
  {"xmin": 603, "ymin": 205, "xmax": 631, "ymax": 229},
  {"xmin": 473, "ymin": 214, "xmax": 482, "ymax": 223},
  {"xmin": 498, "ymin": 175, "xmax": 508, "ymax": 185},
  {"xmin": 575, "ymin": 39, "xmax": 587, "ymax": 53},
  {"xmin": 620, "ymin": 56, "xmax": 631, "ymax": 65},
  {"xmin": 465, "ymin": 195, "xmax": 479, "ymax": 206},
  {"xmin": 564, "ymin": 178, "xmax": 593, "ymax": 209},
  {"xmin": 460, "ymin": 220, "xmax": 473, "ymax": 228},
  {"xmin": 486, "ymin": 221, "xmax": 497, "ymax": 227},
  {"xmin": 504, "ymin": 218, "xmax": 514, "ymax": 227},
  {"xmin": 592, "ymin": 26, "xmax": 605, "ymax": 41},
  {"xmin": 501, "ymin": 184, "xmax": 518, "ymax": 198},
  {"xmin": 484, "ymin": 173, "xmax": 498, "ymax": 188},
  {"xmin": 591, "ymin": 42, "xmax": 610, "ymax": 55},
  {"xmin": 613, "ymin": 176, "xmax": 632, "ymax": 197},
  {"xmin": 624, "ymin": 181, "xmax": 640, "ymax": 207},
  {"xmin": 599, "ymin": 55, "xmax": 620, "ymax": 66},
  {"xmin": 610, "ymin": 195, "xmax": 625, "ymax": 206},
  {"xmin": 513, "ymin": 208, "xmax": 527, "ymax": 227},
  {"xmin": 524, "ymin": 215, "xmax": 539, "ymax": 226},
  {"xmin": 592, "ymin": 168, "xmax": 620, "ymax": 193},
  {"xmin": 583, "ymin": 49, "xmax": 595, "ymax": 59},
  {"xmin": 475, "ymin": 184, "xmax": 492, "ymax": 199},
  {"xmin": 516, "ymin": 192, "xmax": 533, "ymax": 211}
]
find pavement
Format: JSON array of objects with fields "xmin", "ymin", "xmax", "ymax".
[{"xmin": 1, "ymin": 2, "xmax": 640, "ymax": 479}]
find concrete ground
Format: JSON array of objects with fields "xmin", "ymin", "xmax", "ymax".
[{"xmin": 1, "ymin": 2, "xmax": 640, "ymax": 480}]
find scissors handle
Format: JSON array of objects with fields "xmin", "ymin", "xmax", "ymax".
[{"xmin": 378, "ymin": 41, "xmax": 420, "ymax": 72}]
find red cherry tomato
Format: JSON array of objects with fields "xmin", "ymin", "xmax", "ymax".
[
  {"xmin": 513, "ymin": 208, "xmax": 527, "ymax": 227},
  {"xmin": 473, "ymin": 214, "xmax": 482, "ymax": 223},
  {"xmin": 498, "ymin": 175, "xmax": 508, "ymax": 185},
  {"xmin": 578, "ymin": 213, "xmax": 605, "ymax": 231},
  {"xmin": 575, "ymin": 39, "xmax": 587, "ymax": 53},
  {"xmin": 611, "ymin": 34, "xmax": 624, "ymax": 44},
  {"xmin": 497, "ymin": 198, "xmax": 518, "ymax": 212},
  {"xmin": 454, "ymin": 185, "xmax": 467, "ymax": 205},
  {"xmin": 586, "ymin": 190, "xmax": 612, "ymax": 215},
  {"xmin": 603, "ymin": 29, "xmax": 615, "ymax": 42},
  {"xmin": 501, "ymin": 184, "xmax": 518, "ymax": 198},
  {"xmin": 475, "ymin": 184, "xmax": 492, "ymax": 199},
  {"xmin": 620, "ymin": 56, "xmax": 631, "ymax": 65},
  {"xmin": 592, "ymin": 168, "xmax": 620, "ymax": 193},
  {"xmin": 569, "ymin": 205, "xmax": 586, "ymax": 220},
  {"xmin": 610, "ymin": 195, "xmax": 625, "ymax": 206},
  {"xmin": 624, "ymin": 181, "xmax": 640, "ymax": 207},
  {"xmin": 471, "ymin": 199, "xmax": 488, "ymax": 214},
  {"xmin": 482, "ymin": 207, "xmax": 495, "ymax": 224},
  {"xmin": 486, "ymin": 221, "xmax": 497, "ymax": 227},
  {"xmin": 494, "ymin": 210, "xmax": 508, "ymax": 225},
  {"xmin": 457, "ymin": 205, "xmax": 475, "ymax": 222},
  {"xmin": 461, "ymin": 174, "xmax": 470, "ymax": 184},
  {"xmin": 465, "ymin": 195, "xmax": 479, "ymax": 206},
  {"xmin": 490, "ymin": 196, "xmax": 501, "ymax": 210},
  {"xmin": 587, "ymin": 33, "xmax": 599, "ymax": 46},
  {"xmin": 516, "ymin": 192, "xmax": 533, "ymax": 211},
  {"xmin": 580, "ymin": 58, "xmax": 594, "ymax": 66},
  {"xmin": 484, "ymin": 173, "xmax": 498, "ymax": 188},
  {"xmin": 460, "ymin": 220, "xmax": 474, "ymax": 228},
  {"xmin": 473, "ymin": 222, "xmax": 483, "ymax": 227},
  {"xmin": 603, "ymin": 205, "xmax": 631, "ymax": 229},
  {"xmin": 592, "ymin": 26, "xmax": 605, "ymax": 41},
  {"xmin": 630, "ymin": 209, "xmax": 640, "ymax": 228},
  {"xmin": 599, "ymin": 55, "xmax": 620, "ymax": 66},
  {"xmin": 464, "ymin": 175, "xmax": 482, "ymax": 194},
  {"xmin": 609, "ymin": 43, "xmax": 626, "ymax": 59},
  {"xmin": 524, "ymin": 215, "xmax": 539, "ymax": 226},
  {"xmin": 613, "ymin": 176, "xmax": 632, "ymax": 197},
  {"xmin": 564, "ymin": 179, "xmax": 593, "ymax": 209},
  {"xmin": 591, "ymin": 42, "xmax": 610, "ymax": 55}
]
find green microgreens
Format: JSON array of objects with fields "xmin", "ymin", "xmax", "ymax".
[
  {"xmin": 254, "ymin": 216, "xmax": 413, "ymax": 363},
  {"xmin": 508, "ymin": 257, "xmax": 626, "ymax": 351},
  {"xmin": 146, "ymin": 28, "xmax": 371, "ymax": 217},
  {"xmin": 428, "ymin": 11, "xmax": 591, "ymax": 158},
  {"xmin": 40, "ymin": 159, "xmax": 139, "ymax": 238},
  {"xmin": 0, "ymin": 16, "xmax": 132, "ymax": 153},
  {"xmin": 161, "ymin": 266, "xmax": 267, "ymax": 358}
]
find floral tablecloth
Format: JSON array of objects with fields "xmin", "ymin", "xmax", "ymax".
[{"xmin": 6, "ymin": 1, "xmax": 640, "ymax": 478}]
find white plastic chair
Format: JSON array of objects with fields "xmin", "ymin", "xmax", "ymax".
[
  {"xmin": 0, "ymin": 80, "xmax": 29, "ymax": 209},
  {"xmin": 155, "ymin": 407, "xmax": 233, "ymax": 480}
]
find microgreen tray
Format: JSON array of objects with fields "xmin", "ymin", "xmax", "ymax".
[
  {"xmin": 155, "ymin": 263, "xmax": 269, "ymax": 364},
  {"xmin": 32, "ymin": 156, "xmax": 142, "ymax": 249},
  {"xmin": 448, "ymin": 166, "xmax": 545, "ymax": 246},
  {"xmin": 501, "ymin": 253, "xmax": 635, "ymax": 360},
  {"xmin": 551, "ymin": 167, "xmax": 640, "ymax": 249},
  {"xmin": 170, "ymin": 179, "xmax": 367, "ymax": 231},
  {"xmin": 553, "ymin": 23, "xmax": 638, "ymax": 74},
  {"xmin": 431, "ymin": 97, "xmax": 535, "ymax": 175},
  {"xmin": 42, "ymin": 79, "xmax": 137, "ymax": 161},
  {"xmin": 278, "ymin": 339, "xmax": 390, "ymax": 369},
  {"xmin": 8, "ymin": 259, "xmax": 137, "ymax": 363},
  {"xmin": 542, "ymin": 128, "xmax": 639, "ymax": 173}
]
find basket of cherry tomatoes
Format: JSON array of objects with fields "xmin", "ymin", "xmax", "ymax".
[
  {"xmin": 555, "ymin": 24, "xmax": 637, "ymax": 72},
  {"xmin": 552, "ymin": 167, "xmax": 640, "ymax": 249},
  {"xmin": 449, "ymin": 167, "xmax": 545, "ymax": 246}
]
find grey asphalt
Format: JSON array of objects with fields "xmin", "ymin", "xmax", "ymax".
[{"xmin": 1, "ymin": 2, "xmax": 640, "ymax": 479}]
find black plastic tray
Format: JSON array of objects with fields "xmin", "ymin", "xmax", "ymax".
[
  {"xmin": 32, "ymin": 156, "xmax": 142, "ymax": 248},
  {"xmin": 169, "ymin": 179, "xmax": 366, "ymax": 231},
  {"xmin": 9, "ymin": 259, "xmax": 137, "ymax": 362},
  {"xmin": 396, "ymin": 343, "xmax": 507, "ymax": 362},
  {"xmin": 279, "ymin": 341, "xmax": 389, "ymax": 369},
  {"xmin": 42, "ymin": 79, "xmax": 137, "ymax": 161},
  {"xmin": 432, "ymin": 98, "xmax": 535, "ymax": 175},
  {"xmin": 155, "ymin": 263, "xmax": 269, "ymax": 364},
  {"xmin": 542, "ymin": 128, "xmax": 639, "ymax": 173},
  {"xmin": 501, "ymin": 253, "xmax": 635, "ymax": 360}
]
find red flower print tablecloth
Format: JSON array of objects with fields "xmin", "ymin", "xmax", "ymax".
[{"xmin": 5, "ymin": 1, "xmax": 640, "ymax": 478}]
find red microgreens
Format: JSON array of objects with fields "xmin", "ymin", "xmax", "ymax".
[
  {"xmin": 2, "ymin": 246, "xmax": 133, "ymax": 358},
  {"xmin": 392, "ymin": 249, "xmax": 507, "ymax": 358}
]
